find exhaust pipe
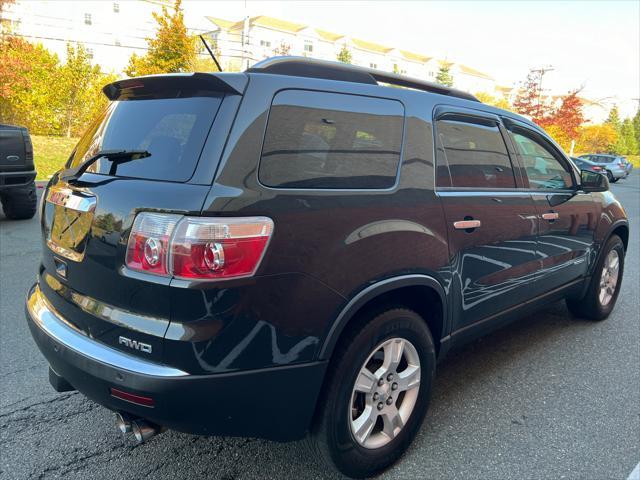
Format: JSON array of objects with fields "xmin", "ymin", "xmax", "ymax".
[
  {"xmin": 131, "ymin": 419, "xmax": 165, "ymax": 443},
  {"xmin": 115, "ymin": 413, "xmax": 132, "ymax": 434}
]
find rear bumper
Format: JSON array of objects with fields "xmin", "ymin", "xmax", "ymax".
[
  {"xmin": 26, "ymin": 284, "xmax": 327, "ymax": 441},
  {"xmin": 0, "ymin": 169, "xmax": 36, "ymax": 189}
]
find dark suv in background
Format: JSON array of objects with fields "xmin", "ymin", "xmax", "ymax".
[
  {"xmin": 26, "ymin": 58, "xmax": 628, "ymax": 478},
  {"xmin": 0, "ymin": 124, "xmax": 37, "ymax": 219}
]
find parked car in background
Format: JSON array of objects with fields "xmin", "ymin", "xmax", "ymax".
[
  {"xmin": 571, "ymin": 156, "xmax": 607, "ymax": 175},
  {"xmin": 0, "ymin": 124, "xmax": 37, "ymax": 219},
  {"xmin": 620, "ymin": 156, "xmax": 633, "ymax": 174},
  {"xmin": 26, "ymin": 58, "xmax": 629, "ymax": 479},
  {"xmin": 578, "ymin": 154, "xmax": 628, "ymax": 182}
]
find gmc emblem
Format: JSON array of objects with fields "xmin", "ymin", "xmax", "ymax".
[{"xmin": 118, "ymin": 336, "xmax": 152, "ymax": 354}]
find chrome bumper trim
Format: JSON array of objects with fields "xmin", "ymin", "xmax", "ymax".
[{"xmin": 27, "ymin": 285, "xmax": 188, "ymax": 378}]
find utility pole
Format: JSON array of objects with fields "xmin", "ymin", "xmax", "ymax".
[{"xmin": 531, "ymin": 65, "xmax": 554, "ymax": 119}]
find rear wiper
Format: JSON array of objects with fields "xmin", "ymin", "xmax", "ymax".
[{"xmin": 59, "ymin": 149, "xmax": 151, "ymax": 183}]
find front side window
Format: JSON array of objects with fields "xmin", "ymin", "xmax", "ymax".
[
  {"xmin": 510, "ymin": 130, "xmax": 573, "ymax": 189},
  {"xmin": 260, "ymin": 90, "xmax": 404, "ymax": 189},
  {"xmin": 436, "ymin": 118, "xmax": 515, "ymax": 188}
]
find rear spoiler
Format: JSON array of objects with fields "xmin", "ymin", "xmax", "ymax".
[{"xmin": 103, "ymin": 72, "xmax": 247, "ymax": 100}]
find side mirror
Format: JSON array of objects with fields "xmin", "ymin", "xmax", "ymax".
[{"xmin": 580, "ymin": 169, "xmax": 609, "ymax": 192}]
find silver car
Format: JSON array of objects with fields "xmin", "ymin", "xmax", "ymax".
[{"xmin": 578, "ymin": 154, "xmax": 628, "ymax": 182}]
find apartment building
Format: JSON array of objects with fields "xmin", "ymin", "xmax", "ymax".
[
  {"xmin": 205, "ymin": 15, "xmax": 496, "ymax": 94},
  {"xmin": 1, "ymin": 0, "xmax": 212, "ymax": 73}
]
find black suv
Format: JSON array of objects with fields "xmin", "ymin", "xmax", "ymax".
[
  {"xmin": 0, "ymin": 124, "xmax": 37, "ymax": 219},
  {"xmin": 26, "ymin": 58, "xmax": 628, "ymax": 478}
]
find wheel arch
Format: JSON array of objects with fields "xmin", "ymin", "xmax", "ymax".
[
  {"xmin": 318, "ymin": 274, "xmax": 448, "ymax": 361},
  {"xmin": 610, "ymin": 222, "xmax": 629, "ymax": 251}
]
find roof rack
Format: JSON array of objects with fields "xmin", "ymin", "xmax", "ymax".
[{"xmin": 246, "ymin": 56, "xmax": 479, "ymax": 102}]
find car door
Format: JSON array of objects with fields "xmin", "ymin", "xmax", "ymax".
[
  {"xmin": 434, "ymin": 108, "xmax": 543, "ymax": 331},
  {"xmin": 504, "ymin": 119, "xmax": 597, "ymax": 291}
]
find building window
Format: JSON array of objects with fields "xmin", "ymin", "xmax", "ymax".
[
  {"xmin": 113, "ymin": 2, "xmax": 119, "ymax": 13},
  {"xmin": 260, "ymin": 39, "xmax": 271, "ymax": 48},
  {"xmin": 369, "ymin": 63, "xmax": 378, "ymax": 69},
  {"xmin": 304, "ymin": 39, "xmax": 313, "ymax": 53},
  {"xmin": 428, "ymin": 71, "xmax": 434, "ymax": 77},
  {"xmin": 114, "ymin": 39, "xmax": 121, "ymax": 47},
  {"xmin": 84, "ymin": 13, "xmax": 92, "ymax": 25},
  {"xmin": 86, "ymin": 48, "xmax": 94, "ymax": 59}
]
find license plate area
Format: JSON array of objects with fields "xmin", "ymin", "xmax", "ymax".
[{"xmin": 45, "ymin": 186, "xmax": 96, "ymax": 262}]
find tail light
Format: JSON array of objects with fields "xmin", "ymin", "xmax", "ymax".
[
  {"xmin": 126, "ymin": 213, "xmax": 273, "ymax": 281},
  {"xmin": 592, "ymin": 166, "xmax": 603, "ymax": 171}
]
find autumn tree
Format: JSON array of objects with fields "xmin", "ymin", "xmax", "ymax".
[
  {"xmin": 58, "ymin": 44, "xmax": 116, "ymax": 137},
  {"xmin": 125, "ymin": 0, "xmax": 195, "ymax": 77},
  {"xmin": 513, "ymin": 69, "xmax": 551, "ymax": 124},
  {"xmin": 0, "ymin": 39, "xmax": 60, "ymax": 133},
  {"xmin": 337, "ymin": 44, "xmax": 352, "ymax": 64},
  {"xmin": 577, "ymin": 124, "xmax": 618, "ymax": 154},
  {"xmin": 474, "ymin": 92, "xmax": 512, "ymax": 111},
  {"xmin": 435, "ymin": 62, "xmax": 453, "ymax": 87}
]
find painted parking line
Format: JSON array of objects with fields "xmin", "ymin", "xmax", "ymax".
[{"xmin": 627, "ymin": 461, "xmax": 640, "ymax": 480}]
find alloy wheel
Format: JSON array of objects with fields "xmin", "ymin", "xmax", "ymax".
[
  {"xmin": 599, "ymin": 249, "xmax": 620, "ymax": 306},
  {"xmin": 349, "ymin": 338, "xmax": 421, "ymax": 449}
]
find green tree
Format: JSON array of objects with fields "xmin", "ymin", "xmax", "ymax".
[
  {"xmin": 605, "ymin": 106, "xmax": 621, "ymax": 130},
  {"xmin": 337, "ymin": 44, "xmax": 352, "ymax": 64},
  {"xmin": 620, "ymin": 118, "xmax": 638, "ymax": 154},
  {"xmin": 58, "ymin": 43, "xmax": 116, "ymax": 137},
  {"xmin": 125, "ymin": 0, "xmax": 195, "ymax": 77},
  {"xmin": 632, "ymin": 108, "xmax": 640, "ymax": 151},
  {"xmin": 435, "ymin": 62, "xmax": 453, "ymax": 87},
  {"xmin": 605, "ymin": 106, "xmax": 626, "ymax": 153}
]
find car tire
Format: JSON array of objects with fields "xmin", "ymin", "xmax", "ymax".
[
  {"xmin": 0, "ymin": 180, "xmax": 37, "ymax": 220},
  {"xmin": 567, "ymin": 234, "xmax": 624, "ymax": 321},
  {"xmin": 605, "ymin": 170, "xmax": 614, "ymax": 182},
  {"xmin": 308, "ymin": 308, "xmax": 436, "ymax": 478}
]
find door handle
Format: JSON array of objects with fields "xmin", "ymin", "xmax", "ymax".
[
  {"xmin": 542, "ymin": 212, "xmax": 559, "ymax": 221},
  {"xmin": 453, "ymin": 219, "xmax": 482, "ymax": 230}
]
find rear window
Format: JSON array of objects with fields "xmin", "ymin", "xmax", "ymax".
[
  {"xmin": 259, "ymin": 90, "xmax": 404, "ymax": 189},
  {"xmin": 68, "ymin": 94, "xmax": 222, "ymax": 182},
  {"xmin": 594, "ymin": 155, "xmax": 615, "ymax": 163}
]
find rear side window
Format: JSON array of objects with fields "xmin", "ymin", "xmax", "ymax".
[
  {"xmin": 436, "ymin": 119, "xmax": 515, "ymax": 188},
  {"xmin": 259, "ymin": 90, "xmax": 404, "ymax": 189},
  {"xmin": 509, "ymin": 130, "xmax": 572, "ymax": 189},
  {"xmin": 69, "ymin": 95, "xmax": 223, "ymax": 182}
]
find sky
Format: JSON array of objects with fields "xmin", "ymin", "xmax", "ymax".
[{"xmin": 185, "ymin": 0, "xmax": 640, "ymax": 118}]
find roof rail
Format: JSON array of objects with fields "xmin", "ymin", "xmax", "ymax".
[{"xmin": 246, "ymin": 56, "xmax": 479, "ymax": 102}]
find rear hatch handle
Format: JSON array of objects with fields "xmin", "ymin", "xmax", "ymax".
[{"xmin": 59, "ymin": 150, "xmax": 150, "ymax": 183}]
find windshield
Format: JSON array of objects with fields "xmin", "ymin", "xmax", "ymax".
[{"xmin": 68, "ymin": 94, "xmax": 223, "ymax": 182}]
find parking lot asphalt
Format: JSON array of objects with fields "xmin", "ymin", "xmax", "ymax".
[{"xmin": 1, "ymin": 172, "xmax": 638, "ymax": 480}]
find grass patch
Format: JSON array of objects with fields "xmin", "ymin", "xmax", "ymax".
[{"xmin": 32, "ymin": 135, "xmax": 78, "ymax": 180}]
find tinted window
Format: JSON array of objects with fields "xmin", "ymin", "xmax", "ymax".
[
  {"xmin": 510, "ymin": 130, "xmax": 572, "ymax": 189},
  {"xmin": 436, "ymin": 119, "xmax": 515, "ymax": 188},
  {"xmin": 260, "ymin": 90, "xmax": 404, "ymax": 189},
  {"xmin": 69, "ymin": 95, "xmax": 222, "ymax": 182}
]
